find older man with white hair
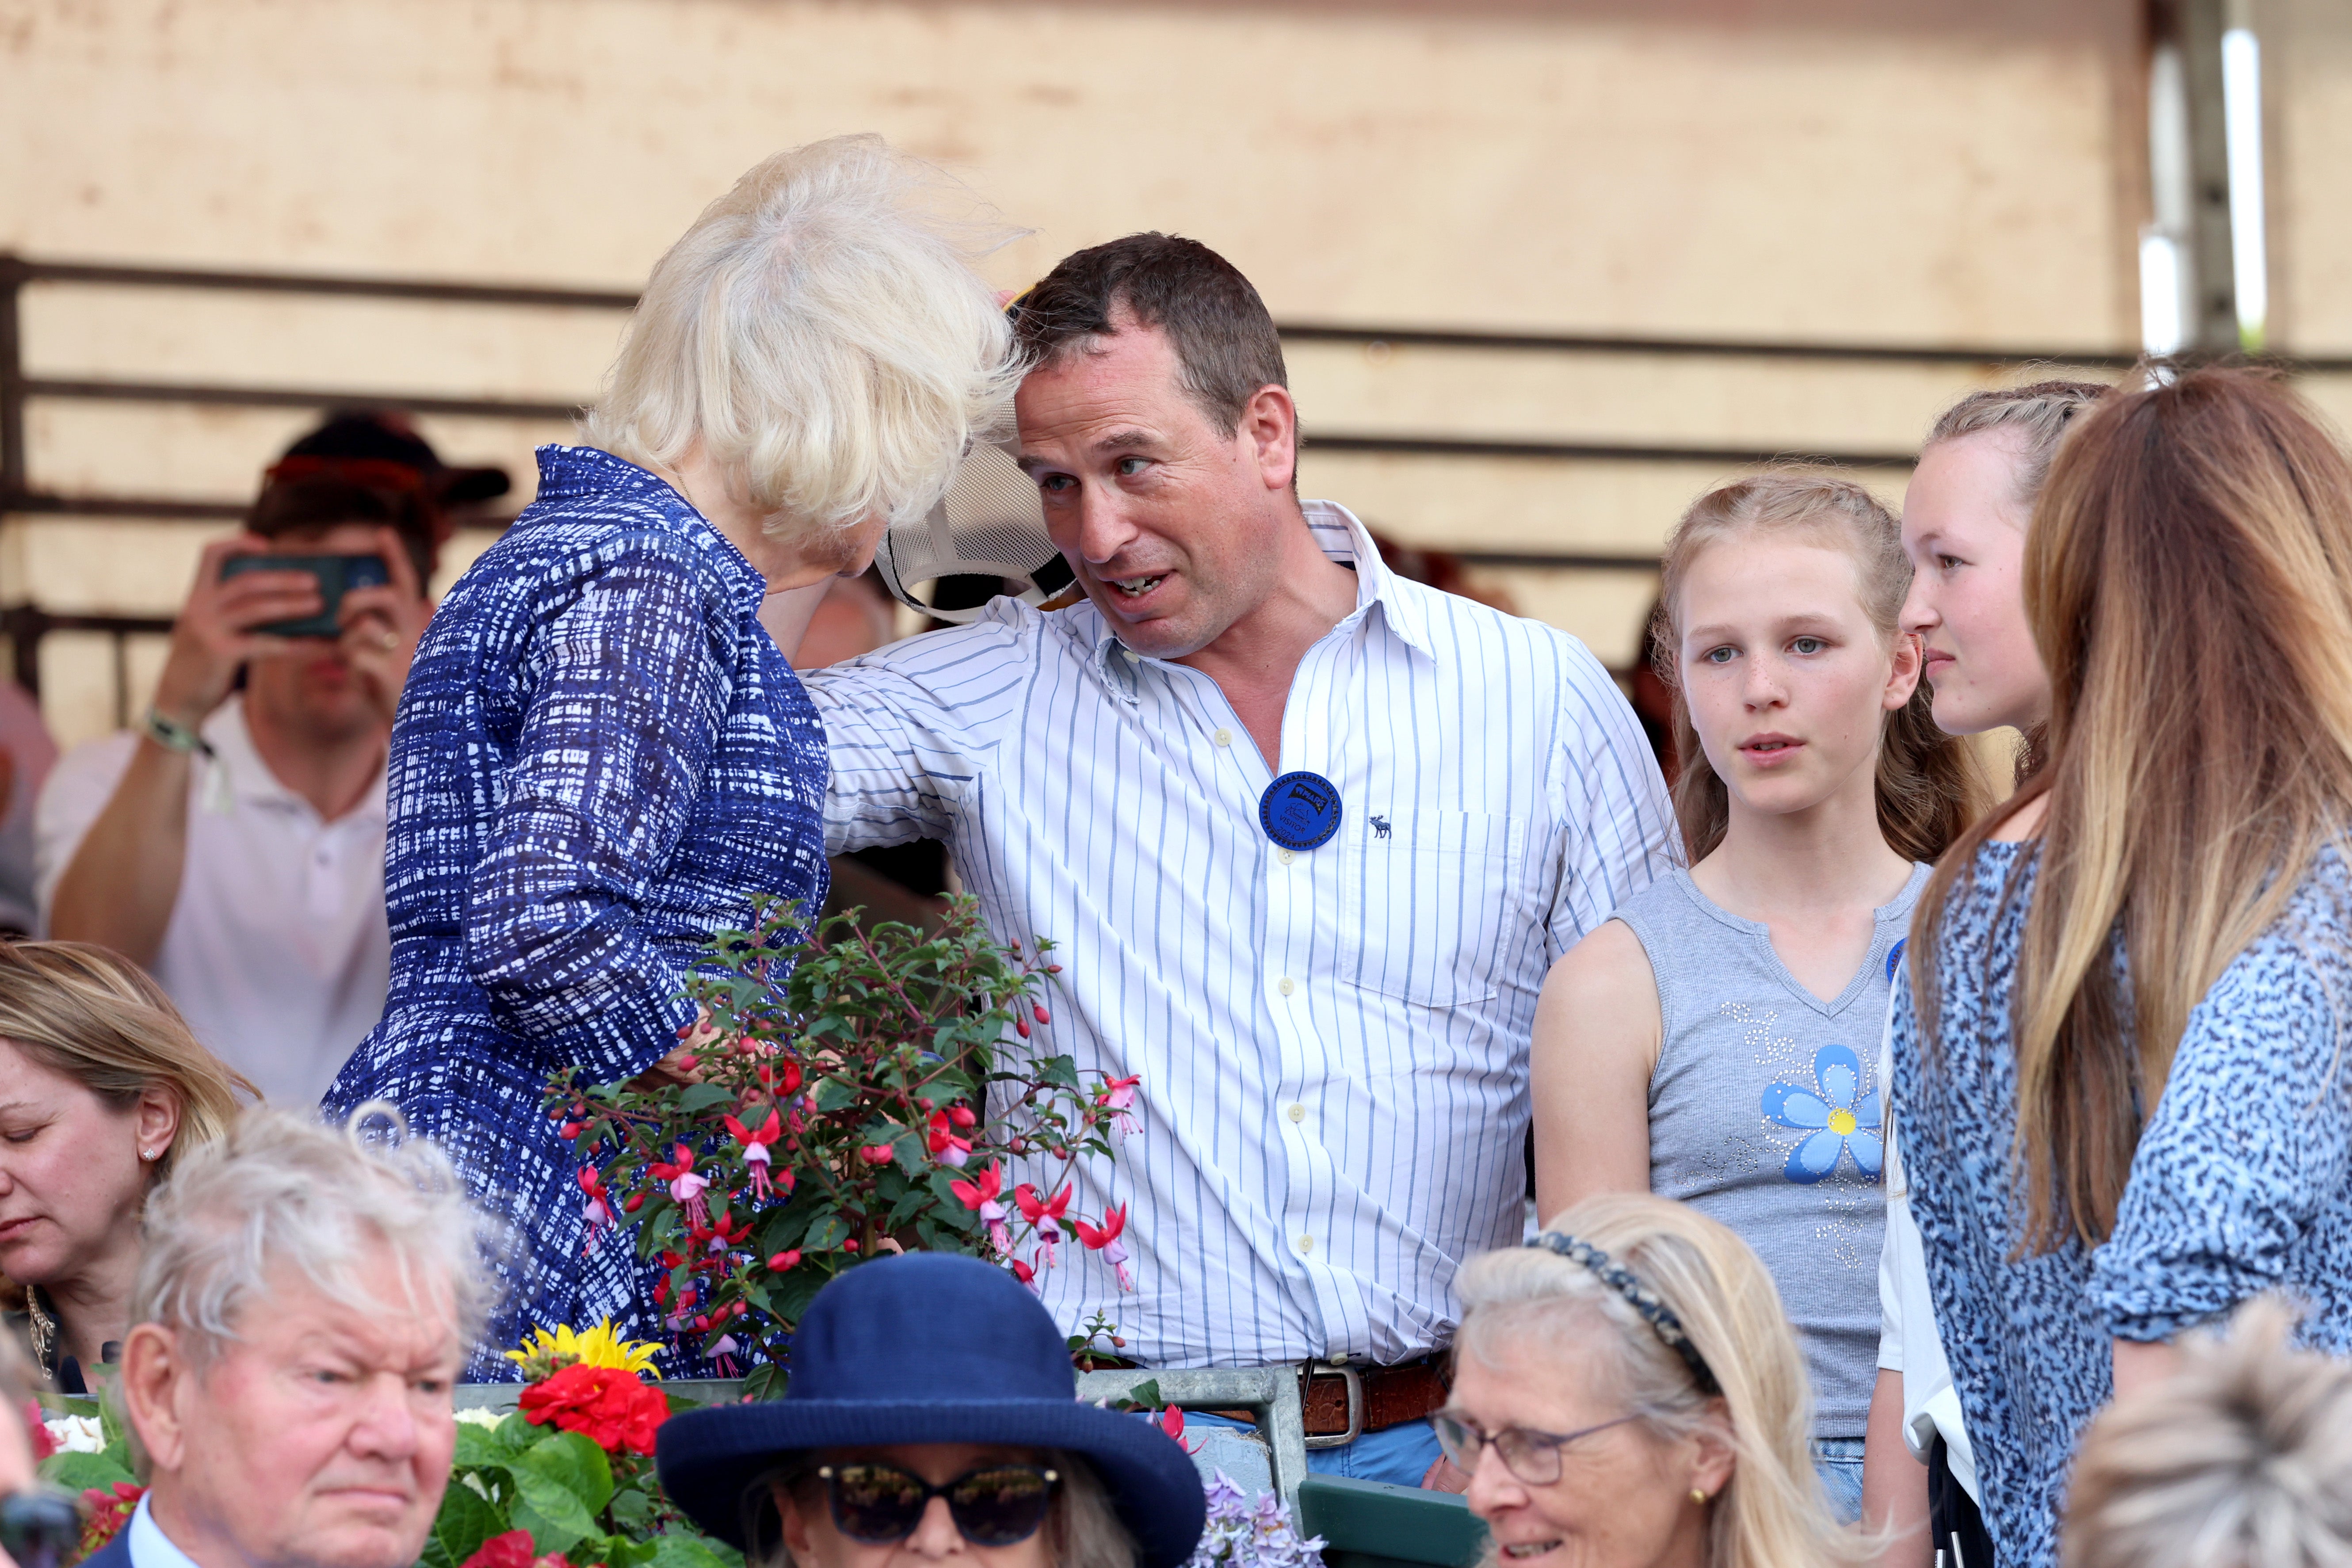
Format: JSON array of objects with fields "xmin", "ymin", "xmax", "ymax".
[{"xmin": 88, "ymin": 1107, "xmax": 496, "ymax": 1568}]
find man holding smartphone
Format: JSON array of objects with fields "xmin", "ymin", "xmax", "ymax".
[{"xmin": 36, "ymin": 441, "xmax": 449, "ymax": 1105}]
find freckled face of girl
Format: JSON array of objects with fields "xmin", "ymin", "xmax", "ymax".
[{"xmin": 1677, "ymin": 537, "xmax": 1918, "ymax": 820}]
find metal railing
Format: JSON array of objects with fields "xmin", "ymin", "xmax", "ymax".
[{"xmin": 1, "ymin": 251, "xmax": 2196, "ymax": 707}]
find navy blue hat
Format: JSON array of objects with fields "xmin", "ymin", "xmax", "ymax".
[{"xmin": 657, "ymin": 1254, "xmax": 1206, "ymax": 1568}]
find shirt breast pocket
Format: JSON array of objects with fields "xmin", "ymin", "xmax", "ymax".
[{"xmin": 1337, "ymin": 808, "xmax": 1529, "ymax": 1009}]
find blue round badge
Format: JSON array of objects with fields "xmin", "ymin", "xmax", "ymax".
[{"xmin": 1260, "ymin": 771, "xmax": 1343, "ymax": 852}]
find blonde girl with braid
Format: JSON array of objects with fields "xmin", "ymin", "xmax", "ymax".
[{"xmin": 1866, "ymin": 378, "xmax": 2111, "ymax": 1568}]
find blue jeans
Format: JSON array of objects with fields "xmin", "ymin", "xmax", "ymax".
[
  {"xmin": 1187, "ymin": 1412, "xmax": 1444, "ymax": 1489},
  {"xmin": 1814, "ymin": 1436, "xmax": 1865, "ymax": 1525}
]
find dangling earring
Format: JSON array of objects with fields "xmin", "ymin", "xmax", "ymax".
[{"xmin": 1691, "ymin": 1489, "xmax": 1708, "ymax": 1506}]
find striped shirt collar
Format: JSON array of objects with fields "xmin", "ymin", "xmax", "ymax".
[
  {"xmin": 1070, "ymin": 500, "xmax": 1436, "ymax": 694},
  {"xmin": 532, "ymin": 444, "xmax": 769, "ymax": 619}
]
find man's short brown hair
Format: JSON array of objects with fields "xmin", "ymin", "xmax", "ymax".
[{"xmin": 1011, "ymin": 233, "xmax": 1288, "ymax": 439}]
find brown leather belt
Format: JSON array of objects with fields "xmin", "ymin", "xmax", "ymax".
[{"xmin": 1301, "ymin": 1356, "xmax": 1451, "ymax": 1445}]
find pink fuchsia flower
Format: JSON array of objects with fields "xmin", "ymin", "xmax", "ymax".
[
  {"xmin": 926, "ymin": 1110, "xmax": 973, "ymax": 1167},
  {"xmin": 858, "ymin": 1143, "xmax": 895, "ymax": 1165},
  {"xmin": 724, "ymin": 1110, "xmax": 784, "ymax": 1198},
  {"xmin": 1099, "ymin": 1074, "xmax": 1142, "ymax": 1135},
  {"xmin": 767, "ymin": 1249, "xmax": 802, "ymax": 1271},
  {"xmin": 1014, "ymin": 1183, "xmax": 1071, "ymax": 1270},
  {"xmin": 951, "ymin": 1163, "xmax": 1013, "ymax": 1255},
  {"xmin": 647, "ymin": 1143, "xmax": 713, "ymax": 1228},
  {"xmin": 1151, "ymin": 1404, "xmax": 1201, "ymax": 1455},
  {"xmin": 577, "ymin": 1166, "xmax": 616, "ymax": 1254},
  {"xmin": 1073, "ymin": 1204, "xmax": 1134, "ymax": 1293},
  {"xmin": 1008, "ymin": 1257, "xmax": 1039, "ymax": 1293}
]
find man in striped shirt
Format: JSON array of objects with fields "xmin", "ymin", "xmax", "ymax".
[{"xmin": 801, "ymin": 234, "xmax": 1676, "ymax": 1484}]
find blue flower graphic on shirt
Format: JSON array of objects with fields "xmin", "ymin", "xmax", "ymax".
[{"xmin": 1761, "ymin": 1044, "xmax": 1883, "ymax": 1184}]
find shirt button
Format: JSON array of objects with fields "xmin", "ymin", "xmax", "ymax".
[
  {"xmin": 1213, "ymin": 728, "xmax": 1233, "ymax": 748},
  {"xmin": 1297, "ymin": 1235, "xmax": 1315, "ymax": 1255},
  {"xmin": 1277, "ymin": 977, "xmax": 1295, "ymax": 997},
  {"xmin": 1287, "ymin": 1103, "xmax": 1306, "ymax": 1123},
  {"xmin": 1277, "ymin": 848, "xmax": 1294, "ymax": 865}
]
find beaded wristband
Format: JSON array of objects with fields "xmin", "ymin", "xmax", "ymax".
[{"xmin": 141, "ymin": 707, "xmax": 217, "ymax": 762}]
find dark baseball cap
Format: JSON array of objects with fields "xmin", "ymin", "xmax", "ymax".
[{"xmin": 275, "ymin": 410, "xmax": 511, "ymax": 506}]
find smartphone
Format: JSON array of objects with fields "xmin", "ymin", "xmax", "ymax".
[{"xmin": 219, "ymin": 553, "xmax": 392, "ymax": 639}]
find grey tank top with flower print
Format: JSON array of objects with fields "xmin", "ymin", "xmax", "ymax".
[{"xmin": 1611, "ymin": 862, "xmax": 1927, "ymax": 1441}]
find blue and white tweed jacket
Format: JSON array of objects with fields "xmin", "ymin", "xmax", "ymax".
[{"xmin": 326, "ymin": 445, "xmax": 829, "ymax": 1373}]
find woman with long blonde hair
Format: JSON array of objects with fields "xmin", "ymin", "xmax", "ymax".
[
  {"xmin": 1891, "ymin": 366, "xmax": 2352, "ymax": 1568},
  {"xmin": 0, "ymin": 941, "xmax": 252, "ymax": 1392},
  {"xmin": 1441, "ymin": 1193, "xmax": 1868, "ymax": 1568}
]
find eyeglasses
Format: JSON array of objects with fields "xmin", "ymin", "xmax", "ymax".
[
  {"xmin": 1, "ymin": 1490, "xmax": 84, "ymax": 1568},
  {"xmin": 815, "ymin": 1463, "xmax": 1060, "ymax": 1547},
  {"xmin": 1431, "ymin": 1411, "xmax": 1641, "ymax": 1487}
]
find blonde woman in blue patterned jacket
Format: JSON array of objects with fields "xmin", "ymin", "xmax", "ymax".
[{"xmin": 325, "ymin": 136, "xmax": 1020, "ymax": 1372}]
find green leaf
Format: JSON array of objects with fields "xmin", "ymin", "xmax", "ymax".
[
  {"xmin": 675, "ymin": 1084, "xmax": 736, "ymax": 1114},
  {"xmin": 802, "ymin": 1213, "xmax": 851, "ymax": 1253},
  {"xmin": 602, "ymin": 1534, "xmax": 661, "ymax": 1568},
  {"xmin": 507, "ymin": 1430, "xmax": 614, "ymax": 1549},
  {"xmin": 650, "ymin": 1529, "xmax": 745, "ymax": 1568},
  {"xmin": 1119, "ymin": 1378, "xmax": 1165, "ymax": 1412},
  {"xmin": 422, "ymin": 1473, "xmax": 508, "ymax": 1568},
  {"xmin": 741, "ymin": 1362, "xmax": 789, "ymax": 1404},
  {"xmin": 607, "ymin": 1488, "xmax": 653, "ymax": 1525},
  {"xmin": 509, "ymin": 1474, "xmax": 599, "ymax": 1553},
  {"xmin": 42, "ymin": 1448, "xmax": 137, "ymax": 1492},
  {"xmin": 1037, "ymin": 1056, "xmax": 1081, "ymax": 1090},
  {"xmin": 455, "ymin": 1421, "xmax": 519, "ymax": 1469}
]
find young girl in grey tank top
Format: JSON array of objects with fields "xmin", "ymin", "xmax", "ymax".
[{"xmin": 1531, "ymin": 473, "xmax": 1981, "ymax": 1522}]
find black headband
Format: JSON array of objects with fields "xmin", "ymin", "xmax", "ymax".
[{"xmin": 1527, "ymin": 1230, "xmax": 1722, "ymax": 1396}]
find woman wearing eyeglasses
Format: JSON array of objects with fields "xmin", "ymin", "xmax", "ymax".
[
  {"xmin": 657, "ymin": 1253, "xmax": 1204, "ymax": 1568},
  {"xmin": 1439, "ymin": 1194, "xmax": 1867, "ymax": 1568}
]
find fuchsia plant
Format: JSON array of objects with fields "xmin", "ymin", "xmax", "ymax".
[{"xmin": 546, "ymin": 897, "xmax": 1142, "ymax": 1395}]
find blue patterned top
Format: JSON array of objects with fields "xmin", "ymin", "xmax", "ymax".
[
  {"xmin": 325, "ymin": 445, "xmax": 830, "ymax": 1374},
  {"xmin": 1890, "ymin": 840, "xmax": 2352, "ymax": 1568}
]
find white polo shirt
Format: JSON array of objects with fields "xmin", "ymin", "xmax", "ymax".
[{"xmin": 34, "ymin": 696, "xmax": 390, "ymax": 1106}]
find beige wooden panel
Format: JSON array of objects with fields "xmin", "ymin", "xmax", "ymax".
[
  {"xmin": 0, "ymin": 0, "xmax": 2141, "ymax": 345},
  {"xmin": 1289, "ymin": 343, "xmax": 2127, "ymax": 453},
  {"xmin": 2268, "ymin": 0, "xmax": 2352, "ymax": 351},
  {"xmin": 21, "ymin": 282, "xmax": 626, "ymax": 404},
  {"xmin": 1298, "ymin": 450, "xmax": 1912, "ymax": 557},
  {"xmin": 21, "ymin": 400, "xmax": 573, "ymax": 515}
]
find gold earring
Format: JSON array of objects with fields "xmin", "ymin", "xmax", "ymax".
[{"xmin": 1691, "ymin": 1489, "xmax": 1708, "ymax": 1505}]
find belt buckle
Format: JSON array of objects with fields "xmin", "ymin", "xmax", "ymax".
[{"xmin": 1302, "ymin": 1361, "xmax": 1363, "ymax": 1450}]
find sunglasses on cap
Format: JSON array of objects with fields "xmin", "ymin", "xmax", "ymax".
[
  {"xmin": 1, "ymin": 1490, "xmax": 83, "ymax": 1568},
  {"xmin": 813, "ymin": 1462, "xmax": 1059, "ymax": 1547}
]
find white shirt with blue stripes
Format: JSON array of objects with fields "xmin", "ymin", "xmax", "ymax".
[{"xmin": 806, "ymin": 501, "xmax": 1676, "ymax": 1367}]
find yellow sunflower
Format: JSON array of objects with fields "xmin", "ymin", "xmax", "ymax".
[{"xmin": 505, "ymin": 1319, "xmax": 664, "ymax": 1378}]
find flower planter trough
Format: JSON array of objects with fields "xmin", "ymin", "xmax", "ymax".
[{"xmin": 458, "ymin": 1366, "xmax": 1313, "ymax": 1503}]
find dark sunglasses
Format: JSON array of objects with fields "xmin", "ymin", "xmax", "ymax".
[
  {"xmin": 816, "ymin": 1462, "xmax": 1060, "ymax": 1547},
  {"xmin": 1, "ymin": 1490, "xmax": 83, "ymax": 1568},
  {"xmin": 1432, "ymin": 1411, "xmax": 1641, "ymax": 1487}
]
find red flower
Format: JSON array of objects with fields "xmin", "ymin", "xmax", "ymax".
[
  {"xmin": 767, "ymin": 1249, "xmax": 802, "ymax": 1271},
  {"xmin": 948, "ymin": 1163, "xmax": 1002, "ymax": 1211},
  {"xmin": 1072, "ymin": 1205, "xmax": 1126, "ymax": 1251},
  {"xmin": 459, "ymin": 1532, "xmax": 538, "ymax": 1568},
  {"xmin": 23, "ymin": 1400, "xmax": 54, "ymax": 1461},
  {"xmin": 859, "ymin": 1143, "xmax": 894, "ymax": 1165},
  {"xmin": 925, "ymin": 1110, "xmax": 972, "ymax": 1167},
  {"xmin": 519, "ymin": 1363, "xmax": 670, "ymax": 1455},
  {"xmin": 1013, "ymin": 1183, "xmax": 1070, "ymax": 1234},
  {"xmin": 79, "ymin": 1483, "xmax": 145, "ymax": 1558}
]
